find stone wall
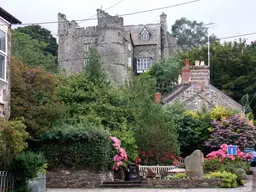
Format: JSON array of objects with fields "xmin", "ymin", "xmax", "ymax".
[
  {"xmin": 143, "ymin": 178, "xmax": 221, "ymax": 188},
  {"xmin": 46, "ymin": 169, "xmax": 113, "ymax": 188}
]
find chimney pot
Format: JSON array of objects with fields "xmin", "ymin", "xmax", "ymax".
[
  {"xmin": 185, "ymin": 59, "xmax": 189, "ymax": 67},
  {"xmin": 154, "ymin": 92, "xmax": 161, "ymax": 104},
  {"xmin": 200, "ymin": 61, "xmax": 205, "ymax": 66},
  {"xmin": 195, "ymin": 60, "xmax": 200, "ymax": 66}
]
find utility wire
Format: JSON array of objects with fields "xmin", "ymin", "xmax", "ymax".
[
  {"xmin": 8, "ymin": 0, "xmax": 199, "ymax": 26},
  {"xmin": 78, "ymin": 0, "xmax": 126, "ymax": 25}
]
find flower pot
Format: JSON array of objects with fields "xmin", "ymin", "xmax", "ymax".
[
  {"xmin": 125, "ymin": 163, "xmax": 140, "ymax": 181},
  {"xmin": 114, "ymin": 169, "xmax": 125, "ymax": 181}
]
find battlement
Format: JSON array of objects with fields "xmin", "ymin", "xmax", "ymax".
[{"xmin": 97, "ymin": 9, "xmax": 123, "ymax": 29}]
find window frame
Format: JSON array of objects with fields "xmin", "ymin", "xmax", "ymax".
[
  {"xmin": 84, "ymin": 43, "xmax": 90, "ymax": 52},
  {"xmin": 141, "ymin": 28, "xmax": 150, "ymax": 41},
  {"xmin": 0, "ymin": 23, "xmax": 8, "ymax": 82},
  {"xmin": 0, "ymin": 54, "xmax": 6, "ymax": 81},
  {"xmin": 136, "ymin": 57, "xmax": 152, "ymax": 73}
]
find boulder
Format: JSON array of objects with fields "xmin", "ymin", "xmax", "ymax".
[{"xmin": 185, "ymin": 150, "xmax": 204, "ymax": 179}]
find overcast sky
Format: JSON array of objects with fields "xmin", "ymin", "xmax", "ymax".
[{"xmin": 2, "ymin": 0, "xmax": 256, "ymax": 43}]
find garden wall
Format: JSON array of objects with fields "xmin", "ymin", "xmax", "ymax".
[
  {"xmin": 143, "ymin": 178, "xmax": 221, "ymax": 188},
  {"xmin": 47, "ymin": 169, "xmax": 113, "ymax": 188}
]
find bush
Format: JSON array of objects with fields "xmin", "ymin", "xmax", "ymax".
[
  {"xmin": 30, "ymin": 123, "xmax": 113, "ymax": 170},
  {"xmin": 9, "ymin": 151, "xmax": 46, "ymax": 192},
  {"xmin": 204, "ymin": 158, "xmax": 220, "ymax": 172},
  {"xmin": 0, "ymin": 118, "xmax": 29, "ymax": 169},
  {"xmin": 166, "ymin": 173, "xmax": 186, "ymax": 180},
  {"xmin": 204, "ymin": 171, "xmax": 238, "ymax": 188}
]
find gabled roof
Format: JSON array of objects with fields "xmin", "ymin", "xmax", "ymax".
[
  {"xmin": 140, "ymin": 27, "xmax": 151, "ymax": 35},
  {"xmin": 0, "ymin": 7, "xmax": 21, "ymax": 24},
  {"xmin": 162, "ymin": 83, "xmax": 243, "ymax": 110}
]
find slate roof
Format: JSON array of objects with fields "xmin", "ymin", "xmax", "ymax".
[
  {"xmin": 124, "ymin": 24, "xmax": 161, "ymax": 46},
  {"xmin": 0, "ymin": 7, "xmax": 21, "ymax": 24}
]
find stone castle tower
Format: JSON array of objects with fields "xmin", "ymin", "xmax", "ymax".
[{"xmin": 58, "ymin": 10, "xmax": 176, "ymax": 84}]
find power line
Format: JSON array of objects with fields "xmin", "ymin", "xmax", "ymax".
[
  {"xmin": 217, "ymin": 32, "xmax": 256, "ymax": 40},
  {"xmin": 78, "ymin": 0, "xmax": 126, "ymax": 25},
  {"xmin": 9, "ymin": 0, "xmax": 199, "ymax": 26}
]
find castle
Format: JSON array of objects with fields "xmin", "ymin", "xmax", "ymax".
[{"xmin": 58, "ymin": 9, "xmax": 177, "ymax": 84}]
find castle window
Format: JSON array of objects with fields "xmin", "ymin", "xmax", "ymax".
[
  {"xmin": 141, "ymin": 28, "xmax": 150, "ymax": 41},
  {"xmin": 136, "ymin": 58, "xmax": 152, "ymax": 73},
  {"xmin": 84, "ymin": 44, "xmax": 90, "ymax": 52},
  {"xmin": 83, "ymin": 58, "xmax": 89, "ymax": 67},
  {"xmin": 0, "ymin": 54, "xmax": 5, "ymax": 80},
  {"xmin": 128, "ymin": 57, "xmax": 132, "ymax": 68},
  {"xmin": 128, "ymin": 43, "xmax": 131, "ymax": 51}
]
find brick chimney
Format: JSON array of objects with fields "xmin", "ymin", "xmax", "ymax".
[
  {"xmin": 154, "ymin": 92, "xmax": 161, "ymax": 104},
  {"xmin": 190, "ymin": 60, "xmax": 210, "ymax": 85},
  {"xmin": 181, "ymin": 59, "xmax": 191, "ymax": 83}
]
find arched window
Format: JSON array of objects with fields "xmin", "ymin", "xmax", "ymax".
[{"xmin": 141, "ymin": 28, "xmax": 150, "ymax": 41}]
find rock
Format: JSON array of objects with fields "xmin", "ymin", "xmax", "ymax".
[
  {"xmin": 198, "ymin": 182, "xmax": 209, "ymax": 187},
  {"xmin": 185, "ymin": 150, "xmax": 204, "ymax": 179}
]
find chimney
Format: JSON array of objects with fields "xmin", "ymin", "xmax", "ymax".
[
  {"xmin": 154, "ymin": 92, "xmax": 161, "ymax": 104},
  {"xmin": 181, "ymin": 59, "xmax": 191, "ymax": 83},
  {"xmin": 190, "ymin": 60, "xmax": 210, "ymax": 84}
]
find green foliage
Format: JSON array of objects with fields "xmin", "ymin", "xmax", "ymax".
[
  {"xmin": 84, "ymin": 46, "xmax": 109, "ymax": 85},
  {"xmin": 126, "ymin": 74, "xmax": 180, "ymax": 164},
  {"xmin": 15, "ymin": 25, "xmax": 58, "ymax": 57},
  {"xmin": 171, "ymin": 17, "xmax": 218, "ymax": 51},
  {"xmin": 11, "ymin": 31, "xmax": 57, "ymax": 73},
  {"xmin": 111, "ymin": 124, "xmax": 138, "ymax": 162},
  {"xmin": 178, "ymin": 40, "xmax": 256, "ymax": 117},
  {"xmin": 205, "ymin": 114, "xmax": 256, "ymax": 149},
  {"xmin": 10, "ymin": 57, "xmax": 66, "ymax": 138},
  {"xmin": 9, "ymin": 151, "xmax": 46, "ymax": 192},
  {"xmin": 204, "ymin": 171, "xmax": 238, "ymax": 188},
  {"xmin": 0, "ymin": 118, "xmax": 29, "ymax": 169},
  {"xmin": 31, "ymin": 123, "xmax": 113, "ymax": 170},
  {"xmin": 166, "ymin": 173, "xmax": 186, "ymax": 180},
  {"xmin": 204, "ymin": 158, "xmax": 220, "ymax": 172},
  {"xmin": 147, "ymin": 55, "xmax": 182, "ymax": 95}
]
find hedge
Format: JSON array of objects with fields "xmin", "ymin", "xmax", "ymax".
[{"xmin": 29, "ymin": 124, "xmax": 113, "ymax": 170}]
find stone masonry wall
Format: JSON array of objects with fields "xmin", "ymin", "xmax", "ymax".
[
  {"xmin": 47, "ymin": 169, "xmax": 113, "ymax": 188},
  {"xmin": 172, "ymin": 84, "xmax": 242, "ymax": 112}
]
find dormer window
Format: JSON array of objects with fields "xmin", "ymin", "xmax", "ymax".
[{"xmin": 141, "ymin": 28, "xmax": 150, "ymax": 41}]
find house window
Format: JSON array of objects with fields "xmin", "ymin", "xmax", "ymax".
[
  {"xmin": 0, "ymin": 55, "xmax": 5, "ymax": 80},
  {"xmin": 136, "ymin": 58, "xmax": 152, "ymax": 73},
  {"xmin": 0, "ymin": 30, "xmax": 6, "ymax": 53},
  {"xmin": 141, "ymin": 28, "xmax": 149, "ymax": 41},
  {"xmin": 84, "ymin": 44, "xmax": 90, "ymax": 52}
]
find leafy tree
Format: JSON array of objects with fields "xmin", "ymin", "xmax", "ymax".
[
  {"xmin": 15, "ymin": 25, "xmax": 58, "ymax": 57},
  {"xmin": 178, "ymin": 40, "xmax": 256, "ymax": 117},
  {"xmin": 205, "ymin": 114, "xmax": 256, "ymax": 150},
  {"xmin": 147, "ymin": 55, "xmax": 182, "ymax": 95},
  {"xmin": 125, "ymin": 74, "xmax": 180, "ymax": 164},
  {"xmin": 172, "ymin": 17, "xmax": 217, "ymax": 51},
  {"xmin": 11, "ymin": 31, "xmax": 57, "ymax": 73},
  {"xmin": 10, "ymin": 57, "xmax": 65, "ymax": 138}
]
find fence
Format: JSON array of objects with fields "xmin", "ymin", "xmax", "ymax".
[{"xmin": 0, "ymin": 171, "xmax": 14, "ymax": 192}]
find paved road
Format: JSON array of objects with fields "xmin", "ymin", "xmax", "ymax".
[{"xmin": 49, "ymin": 175, "xmax": 254, "ymax": 192}]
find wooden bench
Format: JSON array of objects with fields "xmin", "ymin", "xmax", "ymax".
[{"xmin": 138, "ymin": 165, "xmax": 176, "ymax": 179}]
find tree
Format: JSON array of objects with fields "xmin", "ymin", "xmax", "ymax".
[
  {"xmin": 172, "ymin": 17, "xmax": 217, "ymax": 51},
  {"xmin": 15, "ymin": 25, "xmax": 58, "ymax": 57},
  {"xmin": 125, "ymin": 74, "xmax": 180, "ymax": 164},
  {"xmin": 11, "ymin": 31, "xmax": 57, "ymax": 73},
  {"xmin": 178, "ymin": 40, "xmax": 256, "ymax": 117},
  {"xmin": 10, "ymin": 57, "xmax": 65, "ymax": 138},
  {"xmin": 147, "ymin": 55, "xmax": 182, "ymax": 95}
]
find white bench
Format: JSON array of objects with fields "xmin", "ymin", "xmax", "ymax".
[{"xmin": 138, "ymin": 165, "xmax": 176, "ymax": 179}]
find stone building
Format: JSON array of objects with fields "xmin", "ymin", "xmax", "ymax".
[
  {"xmin": 0, "ymin": 7, "xmax": 22, "ymax": 119},
  {"xmin": 162, "ymin": 59, "xmax": 243, "ymax": 112},
  {"xmin": 58, "ymin": 9, "xmax": 176, "ymax": 84}
]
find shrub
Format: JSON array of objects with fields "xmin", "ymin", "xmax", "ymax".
[
  {"xmin": 204, "ymin": 158, "xmax": 220, "ymax": 172},
  {"xmin": 30, "ymin": 123, "xmax": 113, "ymax": 170},
  {"xmin": 204, "ymin": 171, "xmax": 237, "ymax": 188},
  {"xmin": 9, "ymin": 151, "xmax": 46, "ymax": 192},
  {"xmin": 166, "ymin": 173, "xmax": 186, "ymax": 180},
  {"xmin": 205, "ymin": 114, "xmax": 256, "ymax": 150},
  {"xmin": 0, "ymin": 118, "xmax": 29, "ymax": 169}
]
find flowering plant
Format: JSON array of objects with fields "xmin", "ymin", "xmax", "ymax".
[
  {"xmin": 205, "ymin": 144, "xmax": 252, "ymax": 162},
  {"xmin": 110, "ymin": 136, "xmax": 128, "ymax": 170}
]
